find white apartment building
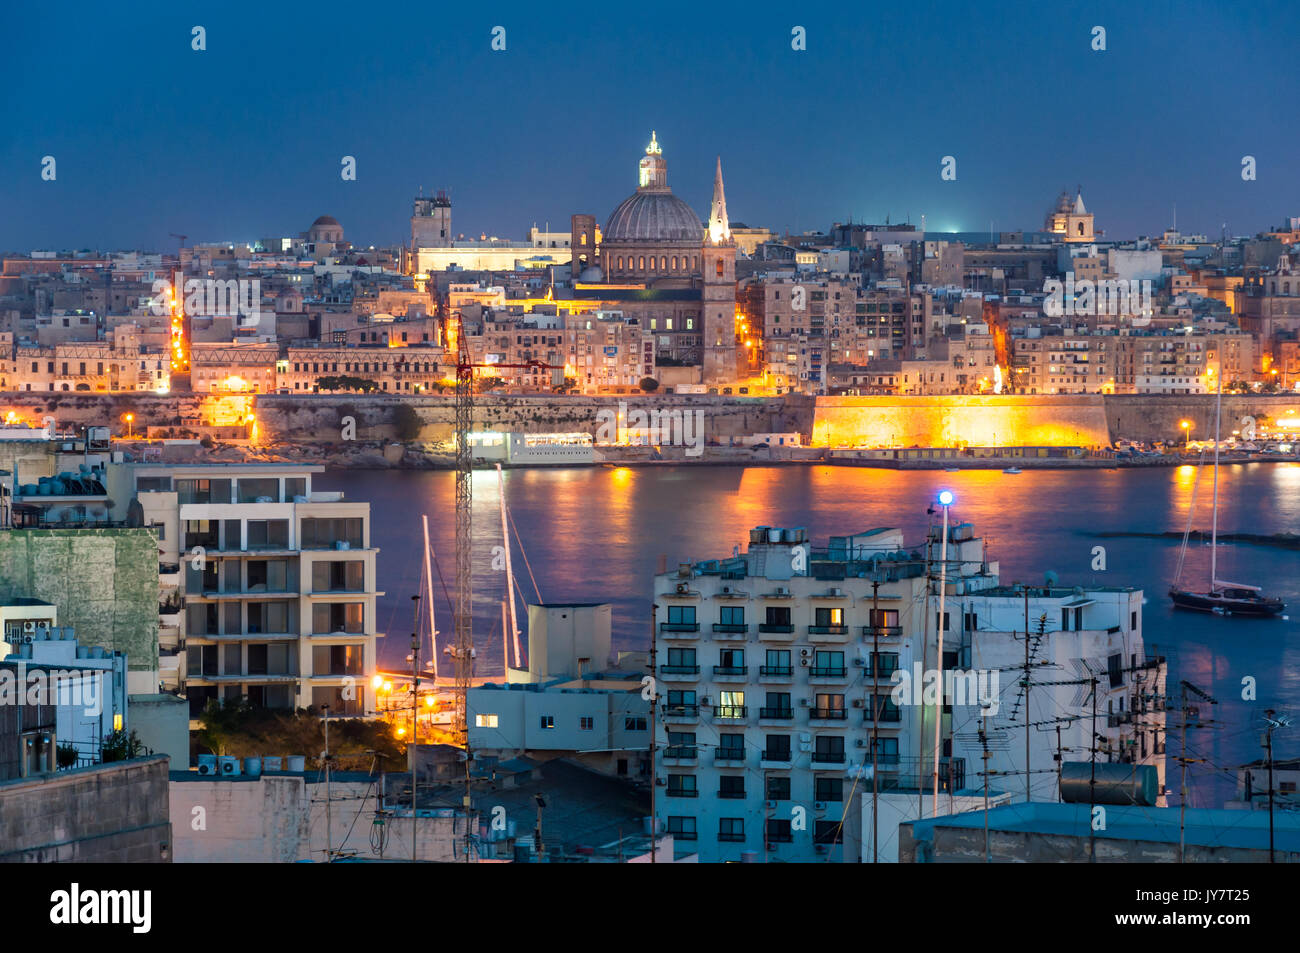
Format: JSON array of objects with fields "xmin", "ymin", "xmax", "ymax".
[
  {"xmin": 106, "ymin": 463, "xmax": 380, "ymax": 725},
  {"xmin": 652, "ymin": 522, "xmax": 1169, "ymax": 862},
  {"xmin": 652, "ymin": 523, "xmax": 1001, "ymax": 862},
  {"xmin": 955, "ymin": 585, "xmax": 1167, "ymax": 804}
]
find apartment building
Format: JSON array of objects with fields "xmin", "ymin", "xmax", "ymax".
[
  {"xmin": 651, "ymin": 523, "xmax": 1001, "ymax": 862},
  {"xmin": 281, "ymin": 344, "xmax": 447, "ymax": 394},
  {"xmin": 105, "ymin": 463, "xmax": 380, "ymax": 723}
]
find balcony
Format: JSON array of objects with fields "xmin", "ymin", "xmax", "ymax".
[
  {"xmin": 712, "ymin": 623, "xmax": 750, "ymax": 637},
  {"xmin": 758, "ymin": 623, "xmax": 795, "ymax": 641},
  {"xmin": 862, "ymin": 625, "xmax": 902, "ymax": 639},
  {"xmin": 809, "ymin": 708, "xmax": 848, "ymax": 721},
  {"xmin": 713, "ymin": 749, "xmax": 746, "ymax": 766},
  {"xmin": 660, "ymin": 665, "xmax": 700, "ymax": 681},
  {"xmin": 759, "ymin": 707, "xmax": 794, "ymax": 721},
  {"xmin": 810, "ymin": 750, "xmax": 846, "ymax": 765},
  {"xmin": 761, "ymin": 749, "xmax": 793, "ymax": 768},
  {"xmin": 662, "ymin": 705, "xmax": 699, "ymax": 722},
  {"xmin": 759, "ymin": 665, "xmax": 793, "ymax": 682},
  {"xmin": 663, "ymin": 745, "xmax": 697, "ymax": 763},
  {"xmin": 713, "ymin": 705, "xmax": 747, "ymax": 722},
  {"xmin": 659, "ymin": 622, "xmax": 700, "ymax": 636},
  {"xmin": 809, "ymin": 666, "xmax": 848, "ymax": 680},
  {"xmin": 807, "ymin": 625, "xmax": 850, "ymax": 643},
  {"xmin": 712, "ymin": 665, "xmax": 748, "ymax": 681},
  {"xmin": 718, "ymin": 832, "xmax": 745, "ymax": 842},
  {"xmin": 666, "ymin": 787, "xmax": 698, "ymax": 799}
]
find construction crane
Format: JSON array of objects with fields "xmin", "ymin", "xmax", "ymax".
[{"xmin": 449, "ymin": 312, "xmax": 563, "ymax": 749}]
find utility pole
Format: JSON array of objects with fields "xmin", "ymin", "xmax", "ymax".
[
  {"xmin": 323, "ymin": 705, "xmax": 332, "ymax": 863},
  {"xmin": 871, "ymin": 579, "xmax": 880, "ymax": 863},
  {"xmin": 980, "ymin": 725, "xmax": 991, "ymax": 863},
  {"xmin": 410, "ymin": 594, "xmax": 420, "ymax": 864},
  {"xmin": 932, "ymin": 491, "xmax": 952, "ymax": 815},
  {"xmin": 1263, "ymin": 710, "xmax": 1290, "ymax": 863},
  {"xmin": 649, "ymin": 603, "xmax": 658, "ymax": 864},
  {"xmin": 1088, "ymin": 677, "xmax": 1098, "ymax": 864},
  {"xmin": 1024, "ymin": 585, "xmax": 1031, "ymax": 803},
  {"xmin": 1178, "ymin": 680, "xmax": 1217, "ymax": 862}
]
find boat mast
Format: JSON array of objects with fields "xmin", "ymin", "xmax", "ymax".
[
  {"xmin": 495, "ymin": 463, "xmax": 522, "ymax": 669},
  {"xmin": 422, "ymin": 515, "xmax": 438, "ymax": 678},
  {"xmin": 1209, "ymin": 360, "xmax": 1222, "ymax": 589}
]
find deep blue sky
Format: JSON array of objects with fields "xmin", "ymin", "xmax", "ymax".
[{"xmin": 3, "ymin": 0, "xmax": 1298, "ymax": 252}]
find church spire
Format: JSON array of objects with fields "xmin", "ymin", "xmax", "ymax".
[{"xmin": 708, "ymin": 156, "xmax": 731, "ymax": 245}]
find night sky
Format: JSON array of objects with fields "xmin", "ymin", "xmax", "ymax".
[{"xmin": 4, "ymin": 0, "xmax": 1298, "ymax": 252}]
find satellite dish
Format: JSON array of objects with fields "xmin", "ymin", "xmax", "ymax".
[{"xmin": 1044, "ymin": 570, "xmax": 1059, "ymax": 587}]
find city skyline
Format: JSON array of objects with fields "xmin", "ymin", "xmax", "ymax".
[{"xmin": 5, "ymin": 0, "xmax": 1299, "ymax": 251}]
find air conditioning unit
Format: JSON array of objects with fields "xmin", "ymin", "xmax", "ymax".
[
  {"xmin": 775, "ymin": 586, "xmax": 789, "ymax": 596},
  {"xmin": 22, "ymin": 621, "xmax": 36, "ymax": 633},
  {"xmin": 814, "ymin": 801, "xmax": 827, "ymax": 812},
  {"xmin": 829, "ymin": 587, "xmax": 842, "ymax": 597},
  {"xmin": 855, "ymin": 738, "xmax": 867, "ymax": 747},
  {"xmin": 851, "ymin": 699, "xmax": 865, "ymax": 708},
  {"xmin": 335, "ymin": 541, "xmax": 351, "ymax": 551},
  {"xmin": 853, "ymin": 658, "xmax": 866, "ymax": 667},
  {"xmin": 218, "ymin": 756, "xmax": 241, "ymax": 776},
  {"xmin": 799, "ymin": 648, "xmax": 810, "ymax": 657},
  {"xmin": 675, "ymin": 583, "xmax": 689, "ymax": 594},
  {"xmin": 21, "ymin": 635, "xmax": 34, "ymax": 644},
  {"xmin": 798, "ymin": 698, "xmax": 810, "ymax": 707},
  {"xmin": 766, "ymin": 800, "xmax": 778, "ymax": 809},
  {"xmin": 699, "ymin": 696, "xmax": 711, "ymax": 707},
  {"xmin": 721, "ymin": 585, "xmax": 731, "ymax": 594},
  {"xmin": 197, "ymin": 754, "xmax": 218, "ymax": 776}
]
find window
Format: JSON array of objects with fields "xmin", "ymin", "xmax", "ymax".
[
  {"xmin": 579, "ymin": 716, "xmax": 594, "ymax": 731},
  {"xmin": 719, "ymin": 775, "xmax": 745, "ymax": 799},
  {"xmin": 815, "ymin": 776, "xmax": 844, "ymax": 802},
  {"xmin": 716, "ymin": 690, "xmax": 745, "ymax": 719},
  {"xmin": 666, "ymin": 816, "xmax": 697, "ymax": 840},
  {"xmin": 763, "ymin": 649, "xmax": 791, "ymax": 675},
  {"xmin": 719, "ymin": 605, "xmax": 744, "ymax": 625},
  {"xmin": 311, "ymin": 602, "xmax": 363, "ymax": 634},
  {"xmin": 813, "ymin": 693, "xmax": 845, "ymax": 718},
  {"xmin": 665, "ymin": 646, "xmax": 697, "ymax": 672},
  {"xmin": 667, "ymin": 690, "xmax": 697, "ymax": 715},
  {"xmin": 312, "ymin": 560, "xmax": 364, "ymax": 592},
  {"xmin": 176, "ymin": 478, "xmax": 232, "ymax": 504},
  {"xmin": 767, "ymin": 775, "xmax": 791, "ymax": 800},
  {"xmin": 813, "ymin": 607, "xmax": 844, "ymax": 627},
  {"xmin": 718, "ymin": 733, "xmax": 745, "ymax": 759},
  {"xmin": 539, "ymin": 715, "xmax": 555, "ymax": 730},
  {"xmin": 762, "ymin": 692, "xmax": 792, "ymax": 718},
  {"xmin": 873, "ymin": 736, "xmax": 900, "ymax": 764},
  {"xmin": 868, "ymin": 652, "xmax": 899, "ymax": 677},
  {"xmin": 868, "ymin": 694, "xmax": 901, "ymax": 722},
  {"xmin": 625, "ymin": 716, "xmax": 648, "ymax": 731},
  {"xmin": 666, "ymin": 731, "xmax": 696, "ymax": 758},
  {"xmin": 764, "ymin": 606, "xmax": 791, "ymax": 628},
  {"xmin": 667, "ymin": 774, "xmax": 697, "ymax": 797},
  {"xmin": 718, "ymin": 817, "xmax": 744, "ymax": 842},
  {"xmin": 312, "ymin": 644, "xmax": 363, "ymax": 676},
  {"xmin": 666, "ymin": 605, "xmax": 696, "ymax": 626},
  {"xmin": 475, "ymin": 713, "xmax": 499, "ymax": 728},
  {"xmin": 764, "ymin": 734, "xmax": 791, "ymax": 761},
  {"xmin": 813, "ymin": 820, "xmax": 843, "ymax": 845},
  {"xmin": 812, "ymin": 650, "xmax": 845, "ymax": 677},
  {"xmin": 717, "ymin": 647, "xmax": 745, "ymax": 674},
  {"xmin": 813, "ymin": 735, "xmax": 845, "ymax": 763}
]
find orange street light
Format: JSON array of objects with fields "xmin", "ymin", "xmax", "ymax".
[
  {"xmin": 1180, "ymin": 419, "xmax": 1192, "ymax": 449},
  {"xmin": 123, "ymin": 413, "xmax": 134, "ymax": 439}
]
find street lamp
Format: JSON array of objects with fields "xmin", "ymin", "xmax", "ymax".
[
  {"xmin": 1180, "ymin": 420, "xmax": 1191, "ymax": 449},
  {"xmin": 932, "ymin": 489, "xmax": 954, "ymax": 815},
  {"xmin": 123, "ymin": 413, "xmax": 134, "ymax": 439}
]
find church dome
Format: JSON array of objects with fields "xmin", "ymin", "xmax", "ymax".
[
  {"xmin": 311, "ymin": 215, "xmax": 341, "ymax": 228},
  {"xmin": 604, "ymin": 191, "xmax": 703, "ymax": 244},
  {"xmin": 603, "ymin": 132, "xmax": 703, "ymax": 244}
]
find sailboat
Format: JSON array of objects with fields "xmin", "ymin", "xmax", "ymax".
[{"xmin": 1169, "ymin": 367, "xmax": 1285, "ymax": 617}]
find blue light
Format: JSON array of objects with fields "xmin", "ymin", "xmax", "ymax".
[{"xmin": 937, "ymin": 490, "xmax": 954, "ymax": 506}]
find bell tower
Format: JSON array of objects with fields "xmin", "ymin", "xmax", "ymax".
[{"xmin": 701, "ymin": 156, "xmax": 737, "ymax": 384}]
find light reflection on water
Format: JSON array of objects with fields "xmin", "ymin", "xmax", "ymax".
[{"xmin": 316, "ymin": 463, "xmax": 1300, "ymax": 807}]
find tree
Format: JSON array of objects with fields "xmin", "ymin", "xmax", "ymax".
[
  {"xmin": 101, "ymin": 729, "xmax": 145, "ymax": 763},
  {"xmin": 391, "ymin": 402, "xmax": 423, "ymax": 441},
  {"xmin": 639, "ymin": 377, "xmax": 659, "ymax": 393}
]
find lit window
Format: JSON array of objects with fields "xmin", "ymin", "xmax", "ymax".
[{"xmin": 474, "ymin": 713, "xmax": 499, "ymax": 728}]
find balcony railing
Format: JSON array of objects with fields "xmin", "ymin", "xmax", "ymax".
[
  {"xmin": 810, "ymin": 667, "xmax": 848, "ymax": 678},
  {"xmin": 862, "ymin": 625, "xmax": 902, "ymax": 637},
  {"xmin": 717, "ymin": 788, "xmax": 747, "ymax": 799},
  {"xmin": 762, "ymin": 749, "xmax": 792, "ymax": 763},
  {"xmin": 759, "ymin": 623, "xmax": 795, "ymax": 633},
  {"xmin": 759, "ymin": 665, "xmax": 793, "ymax": 677},
  {"xmin": 664, "ymin": 745, "xmax": 697, "ymax": 760},
  {"xmin": 810, "ymin": 708, "xmax": 848, "ymax": 720},
  {"xmin": 661, "ymin": 665, "xmax": 700, "ymax": 675},
  {"xmin": 664, "ymin": 705, "xmax": 699, "ymax": 717},
  {"xmin": 666, "ymin": 787, "xmax": 698, "ymax": 798},
  {"xmin": 714, "ymin": 749, "xmax": 746, "ymax": 764},
  {"xmin": 713, "ymin": 665, "xmax": 747, "ymax": 677},
  {"xmin": 718, "ymin": 832, "xmax": 745, "ymax": 842},
  {"xmin": 808, "ymin": 625, "xmax": 848, "ymax": 635},
  {"xmin": 660, "ymin": 622, "xmax": 700, "ymax": 632},
  {"xmin": 759, "ymin": 707, "xmax": 794, "ymax": 720},
  {"xmin": 714, "ymin": 705, "xmax": 747, "ymax": 719},
  {"xmin": 712, "ymin": 623, "xmax": 749, "ymax": 634},
  {"xmin": 810, "ymin": 750, "xmax": 846, "ymax": 764}
]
